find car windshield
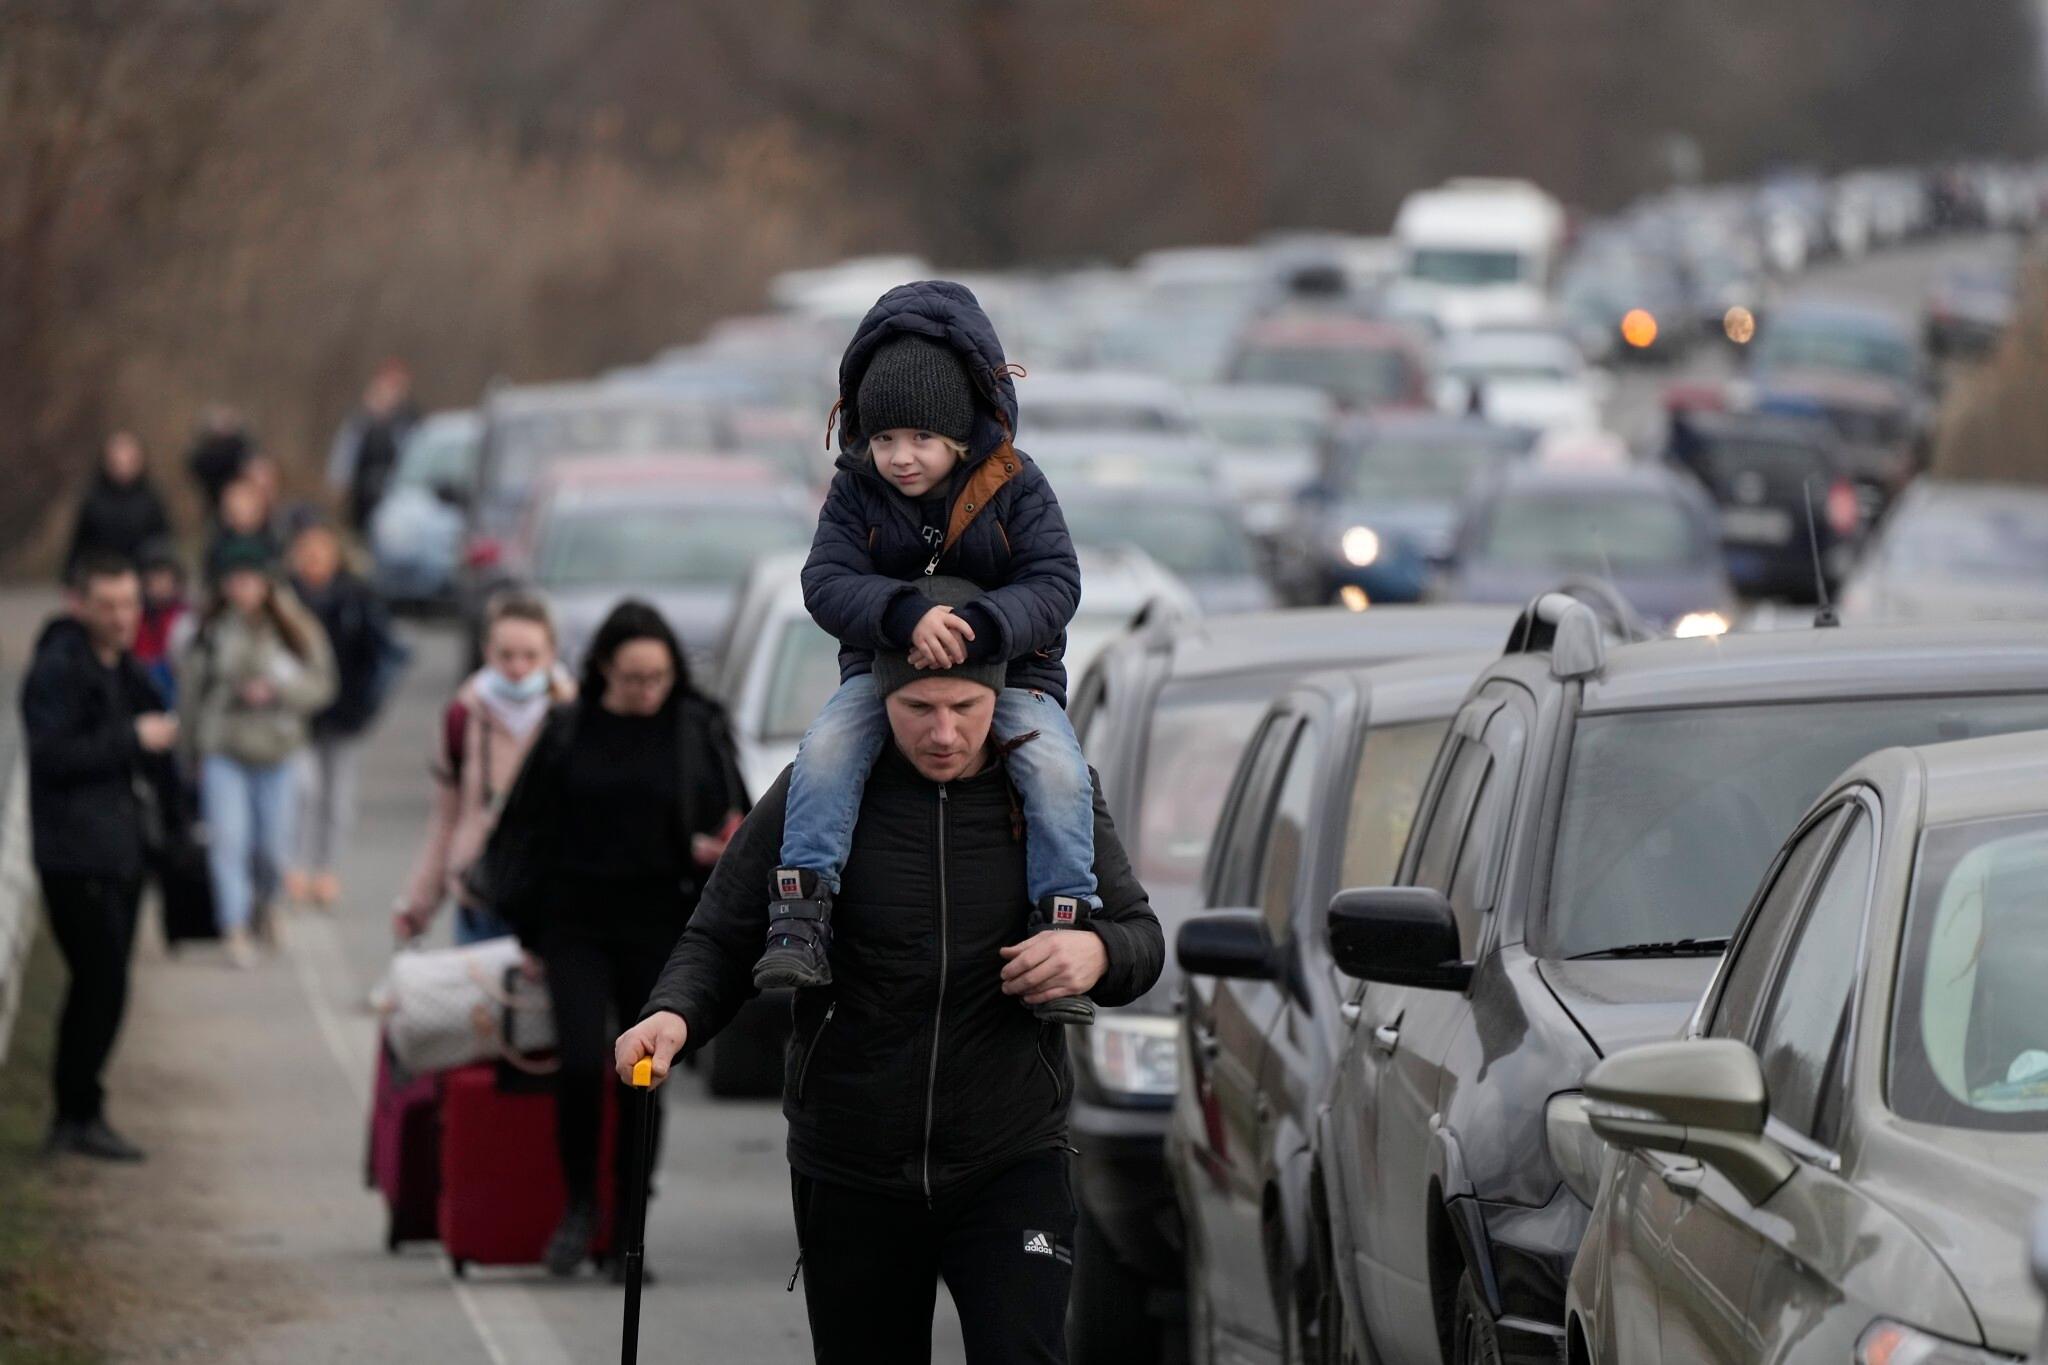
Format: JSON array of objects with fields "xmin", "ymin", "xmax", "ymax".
[
  {"xmin": 1883, "ymin": 499, "xmax": 2048, "ymax": 579},
  {"xmin": 1542, "ymin": 695, "xmax": 2048, "ymax": 959},
  {"xmin": 1063, "ymin": 499, "xmax": 1254, "ymax": 576},
  {"xmin": 1891, "ymin": 813, "xmax": 2048, "ymax": 1131},
  {"xmin": 1030, "ymin": 402, "xmax": 1185, "ymax": 435},
  {"xmin": 535, "ymin": 503, "xmax": 809, "ymax": 588},
  {"xmin": 760, "ymin": 618, "xmax": 843, "ymax": 741},
  {"xmin": 1333, "ymin": 438, "xmax": 1510, "ymax": 502},
  {"xmin": 1478, "ymin": 491, "xmax": 1701, "ymax": 570},
  {"xmin": 1234, "ymin": 345, "xmax": 1416, "ymax": 409},
  {"xmin": 1409, "ymin": 248, "xmax": 1527, "ymax": 286},
  {"xmin": 492, "ymin": 404, "xmax": 726, "ymax": 492},
  {"xmin": 1198, "ymin": 412, "xmax": 1326, "ymax": 452},
  {"xmin": 395, "ymin": 423, "xmax": 479, "ymax": 490},
  {"xmin": 1135, "ymin": 680, "xmax": 1279, "ymax": 916},
  {"xmin": 1754, "ymin": 322, "xmax": 1916, "ymax": 382}
]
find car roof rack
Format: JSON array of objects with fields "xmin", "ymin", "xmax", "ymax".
[{"xmin": 1504, "ymin": 592, "xmax": 1607, "ymax": 680}]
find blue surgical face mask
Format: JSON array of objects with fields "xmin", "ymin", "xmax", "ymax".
[{"xmin": 481, "ymin": 667, "xmax": 549, "ymax": 703}]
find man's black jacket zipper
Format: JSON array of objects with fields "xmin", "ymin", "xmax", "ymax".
[{"xmin": 922, "ymin": 783, "xmax": 950, "ymax": 1205}]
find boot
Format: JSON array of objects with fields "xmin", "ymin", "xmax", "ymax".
[
  {"xmin": 544, "ymin": 1197, "xmax": 598, "ymax": 1277},
  {"xmin": 752, "ymin": 869, "xmax": 834, "ymax": 990},
  {"xmin": 1027, "ymin": 896, "xmax": 1098, "ymax": 1025},
  {"xmin": 224, "ymin": 926, "xmax": 259, "ymax": 970}
]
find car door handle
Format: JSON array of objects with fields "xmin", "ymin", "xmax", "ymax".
[
  {"xmin": 1256, "ymin": 1095, "xmax": 1273, "ymax": 1124},
  {"xmin": 1658, "ymin": 1161, "xmax": 1704, "ymax": 1197},
  {"xmin": 1340, "ymin": 1001, "xmax": 1362, "ymax": 1026},
  {"xmin": 1195, "ymin": 1029, "xmax": 1220, "ymax": 1061},
  {"xmin": 1372, "ymin": 1025, "xmax": 1401, "ymax": 1055}
]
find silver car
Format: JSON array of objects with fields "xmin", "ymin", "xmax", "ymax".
[{"xmin": 1568, "ymin": 729, "xmax": 2048, "ymax": 1363}]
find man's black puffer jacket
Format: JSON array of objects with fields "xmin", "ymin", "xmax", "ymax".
[{"xmin": 644, "ymin": 745, "xmax": 1163, "ymax": 1200}]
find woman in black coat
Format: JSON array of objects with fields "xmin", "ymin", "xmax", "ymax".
[
  {"xmin": 65, "ymin": 433, "xmax": 172, "ymax": 583},
  {"xmin": 480, "ymin": 599, "xmax": 747, "ymax": 1279}
]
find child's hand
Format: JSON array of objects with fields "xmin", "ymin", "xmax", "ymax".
[{"xmin": 909, "ymin": 606, "xmax": 975, "ymax": 669}]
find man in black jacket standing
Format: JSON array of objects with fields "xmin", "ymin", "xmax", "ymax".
[
  {"xmin": 20, "ymin": 552, "xmax": 180, "ymax": 1161},
  {"xmin": 616, "ymin": 589, "xmax": 1163, "ymax": 1365}
]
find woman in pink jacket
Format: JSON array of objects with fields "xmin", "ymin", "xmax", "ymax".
[{"xmin": 392, "ymin": 592, "xmax": 574, "ymax": 945}]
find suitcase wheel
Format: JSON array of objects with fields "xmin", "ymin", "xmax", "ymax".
[
  {"xmin": 386, "ymin": 1223, "xmax": 400, "ymax": 1254},
  {"xmin": 450, "ymin": 1259, "xmax": 468, "ymax": 1278}
]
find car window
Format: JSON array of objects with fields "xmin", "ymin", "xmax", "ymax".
[
  {"xmin": 1752, "ymin": 812, "xmax": 1873, "ymax": 1143},
  {"xmin": 1339, "ymin": 720, "xmax": 1451, "ymax": 892},
  {"xmin": 1135, "ymin": 682, "xmax": 1290, "ymax": 917},
  {"xmin": 1890, "ymin": 813, "xmax": 2048, "ymax": 1132},
  {"xmin": 1207, "ymin": 715, "xmax": 1292, "ymax": 909},
  {"xmin": 1255, "ymin": 726, "xmax": 1321, "ymax": 940},
  {"xmin": 760, "ymin": 620, "xmax": 844, "ymax": 742},
  {"xmin": 535, "ymin": 504, "xmax": 810, "ymax": 587},
  {"xmin": 1071, "ymin": 673, "xmax": 1108, "ymax": 755},
  {"xmin": 1710, "ymin": 809, "xmax": 1846, "ymax": 1042},
  {"xmin": 1411, "ymin": 738, "xmax": 1493, "ymax": 946},
  {"xmin": 1478, "ymin": 492, "xmax": 1704, "ymax": 571}
]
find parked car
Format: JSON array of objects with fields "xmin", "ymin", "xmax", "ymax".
[
  {"xmin": 1021, "ymin": 371, "xmax": 1202, "ymax": 437},
  {"xmin": 1559, "ymin": 247, "xmax": 1692, "ymax": 364},
  {"xmin": 1307, "ymin": 599, "xmax": 2048, "ymax": 1365},
  {"xmin": 1840, "ymin": 479, "xmax": 2048, "ymax": 624},
  {"xmin": 1063, "ymin": 605, "xmax": 1518, "ymax": 1363},
  {"xmin": 1277, "ymin": 415, "xmax": 1533, "ymax": 606},
  {"xmin": 1186, "ymin": 384, "xmax": 1337, "ymax": 538},
  {"xmin": 1025, "ymin": 432, "xmax": 1224, "ymax": 491},
  {"xmin": 1432, "ymin": 461, "xmax": 1737, "ymax": 633},
  {"xmin": 1664, "ymin": 410, "xmax": 1863, "ymax": 602},
  {"xmin": 1568, "ymin": 728, "xmax": 2048, "ymax": 1363},
  {"xmin": 482, "ymin": 456, "xmax": 814, "ymax": 675},
  {"xmin": 1228, "ymin": 313, "xmax": 1433, "ymax": 415},
  {"xmin": 1061, "ymin": 481, "xmax": 1276, "ymax": 615},
  {"xmin": 1923, "ymin": 256, "xmax": 2019, "ymax": 360},
  {"xmin": 1169, "ymin": 651, "xmax": 1491, "ymax": 1365},
  {"xmin": 368, "ymin": 408, "xmax": 480, "ymax": 609},
  {"xmin": 1435, "ymin": 329, "xmax": 1608, "ymax": 434}
]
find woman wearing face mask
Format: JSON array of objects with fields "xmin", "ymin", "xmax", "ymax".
[
  {"xmin": 478, "ymin": 599, "xmax": 747, "ymax": 1279},
  {"xmin": 179, "ymin": 539, "xmax": 337, "ymax": 968},
  {"xmin": 392, "ymin": 592, "xmax": 573, "ymax": 946}
]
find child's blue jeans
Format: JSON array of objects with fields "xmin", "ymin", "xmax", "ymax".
[{"xmin": 780, "ymin": 674, "xmax": 1099, "ymax": 905}]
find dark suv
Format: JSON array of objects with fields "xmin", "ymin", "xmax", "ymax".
[
  {"xmin": 1064, "ymin": 606, "xmax": 1515, "ymax": 1362},
  {"xmin": 1309, "ymin": 601, "xmax": 2048, "ymax": 1365}
]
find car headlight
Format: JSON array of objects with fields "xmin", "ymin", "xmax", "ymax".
[
  {"xmin": 1340, "ymin": 525, "xmax": 1381, "ymax": 567},
  {"xmin": 1085, "ymin": 1015, "xmax": 1181, "ymax": 1098},
  {"xmin": 1545, "ymin": 1092, "xmax": 1610, "ymax": 1206},
  {"xmin": 1856, "ymin": 1320, "xmax": 2018, "ymax": 1364},
  {"xmin": 1673, "ymin": 610, "xmax": 1730, "ymax": 639}
]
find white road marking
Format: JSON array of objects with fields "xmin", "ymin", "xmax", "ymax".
[{"xmin": 280, "ymin": 909, "xmax": 576, "ymax": 1365}]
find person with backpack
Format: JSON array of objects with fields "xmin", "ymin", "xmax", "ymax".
[
  {"xmin": 63, "ymin": 432, "xmax": 172, "ymax": 586},
  {"xmin": 478, "ymin": 600, "xmax": 747, "ymax": 1279},
  {"xmin": 326, "ymin": 359, "xmax": 419, "ymax": 532},
  {"xmin": 283, "ymin": 511, "xmax": 407, "ymax": 911},
  {"xmin": 750, "ymin": 282, "xmax": 1099, "ymax": 1034},
  {"xmin": 178, "ymin": 539, "xmax": 336, "ymax": 968},
  {"xmin": 392, "ymin": 591, "xmax": 574, "ymax": 946},
  {"xmin": 614, "ymin": 589, "xmax": 1164, "ymax": 1364}
]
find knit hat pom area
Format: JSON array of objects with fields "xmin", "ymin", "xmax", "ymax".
[{"xmin": 855, "ymin": 335, "xmax": 977, "ymax": 446}]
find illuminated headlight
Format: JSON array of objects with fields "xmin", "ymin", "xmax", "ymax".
[
  {"xmin": 1340, "ymin": 525, "xmax": 1381, "ymax": 567},
  {"xmin": 1856, "ymin": 1319, "xmax": 2018, "ymax": 1364},
  {"xmin": 1085, "ymin": 1015, "xmax": 1181, "ymax": 1098},
  {"xmin": 1544, "ymin": 1093, "xmax": 1610, "ymax": 1206},
  {"xmin": 1673, "ymin": 610, "xmax": 1730, "ymax": 639}
]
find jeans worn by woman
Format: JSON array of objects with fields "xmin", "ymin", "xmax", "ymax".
[
  {"xmin": 202, "ymin": 753, "xmax": 295, "ymax": 932},
  {"xmin": 779, "ymin": 674, "xmax": 1100, "ymax": 905}
]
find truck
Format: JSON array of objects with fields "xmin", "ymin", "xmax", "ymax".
[{"xmin": 1384, "ymin": 177, "xmax": 1566, "ymax": 334}]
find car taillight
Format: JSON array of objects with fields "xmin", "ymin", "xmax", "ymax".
[
  {"xmin": 1825, "ymin": 480, "xmax": 1862, "ymax": 538},
  {"xmin": 463, "ymin": 536, "xmax": 503, "ymax": 570}
]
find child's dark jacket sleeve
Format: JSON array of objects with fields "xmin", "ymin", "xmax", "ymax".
[
  {"xmin": 968, "ymin": 460, "xmax": 1081, "ymax": 663},
  {"xmin": 800, "ymin": 470, "xmax": 923, "ymax": 651}
]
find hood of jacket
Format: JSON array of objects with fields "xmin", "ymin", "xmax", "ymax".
[
  {"xmin": 32, "ymin": 615, "xmax": 98, "ymax": 666},
  {"xmin": 834, "ymin": 281, "xmax": 1020, "ymax": 471}
]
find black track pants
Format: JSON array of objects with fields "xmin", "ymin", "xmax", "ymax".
[
  {"xmin": 539, "ymin": 933, "xmax": 666, "ymax": 1206},
  {"xmin": 39, "ymin": 872, "xmax": 142, "ymax": 1124},
  {"xmin": 793, "ymin": 1151, "xmax": 1076, "ymax": 1365}
]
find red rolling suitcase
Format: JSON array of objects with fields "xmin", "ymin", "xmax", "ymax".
[
  {"xmin": 367, "ymin": 1038, "xmax": 442, "ymax": 1251},
  {"xmin": 438, "ymin": 1062, "xmax": 618, "ymax": 1275}
]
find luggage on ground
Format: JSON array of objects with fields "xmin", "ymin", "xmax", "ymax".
[
  {"xmin": 154, "ymin": 836, "xmax": 218, "ymax": 943},
  {"xmin": 367, "ymin": 1034, "xmax": 442, "ymax": 1251},
  {"xmin": 383, "ymin": 938, "xmax": 554, "ymax": 1074},
  {"xmin": 438, "ymin": 1062, "xmax": 618, "ymax": 1275}
]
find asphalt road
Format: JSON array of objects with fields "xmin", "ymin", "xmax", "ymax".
[{"xmin": 0, "ymin": 229, "xmax": 2015, "ymax": 1365}]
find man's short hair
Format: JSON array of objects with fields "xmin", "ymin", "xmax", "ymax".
[{"xmin": 70, "ymin": 550, "xmax": 137, "ymax": 591}]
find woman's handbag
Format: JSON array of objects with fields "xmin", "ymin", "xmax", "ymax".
[{"xmin": 381, "ymin": 937, "xmax": 555, "ymax": 1074}]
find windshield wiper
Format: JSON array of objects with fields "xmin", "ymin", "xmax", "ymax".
[{"xmin": 1567, "ymin": 936, "xmax": 1730, "ymax": 961}]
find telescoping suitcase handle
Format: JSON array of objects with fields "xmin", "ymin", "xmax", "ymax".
[{"xmin": 619, "ymin": 1058, "xmax": 657, "ymax": 1364}]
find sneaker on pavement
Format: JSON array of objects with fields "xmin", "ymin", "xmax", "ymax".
[
  {"xmin": 752, "ymin": 869, "xmax": 834, "ymax": 990},
  {"xmin": 1027, "ymin": 896, "xmax": 1098, "ymax": 1025},
  {"xmin": 544, "ymin": 1197, "xmax": 599, "ymax": 1277},
  {"xmin": 48, "ymin": 1118, "xmax": 145, "ymax": 1162},
  {"xmin": 224, "ymin": 927, "xmax": 259, "ymax": 970}
]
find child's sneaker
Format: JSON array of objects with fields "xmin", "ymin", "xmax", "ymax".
[
  {"xmin": 754, "ymin": 869, "xmax": 835, "ymax": 990},
  {"xmin": 1027, "ymin": 896, "xmax": 1098, "ymax": 1025}
]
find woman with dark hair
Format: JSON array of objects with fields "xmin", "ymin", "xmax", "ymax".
[
  {"xmin": 64, "ymin": 432, "xmax": 172, "ymax": 584},
  {"xmin": 479, "ymin": 598, "xmax": 747, "ymax": 1278}
]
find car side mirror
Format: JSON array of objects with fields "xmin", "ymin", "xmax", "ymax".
[
  {"xmin": 1326, "ymin": 887, "xmax": 1472, "ymax": 992},
  {"xmin": 1584, "ymin": 1039, "xmax": 1795, "ymax": 1206},
  {"xmin": 1177, "ymin": 911, "xmax": 1277, "ymax": 982}
]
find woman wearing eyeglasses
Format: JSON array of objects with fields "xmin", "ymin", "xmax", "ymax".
[{"xmin": 479, "ymin": 597, "xmax": 748, "ymax": 1278}]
